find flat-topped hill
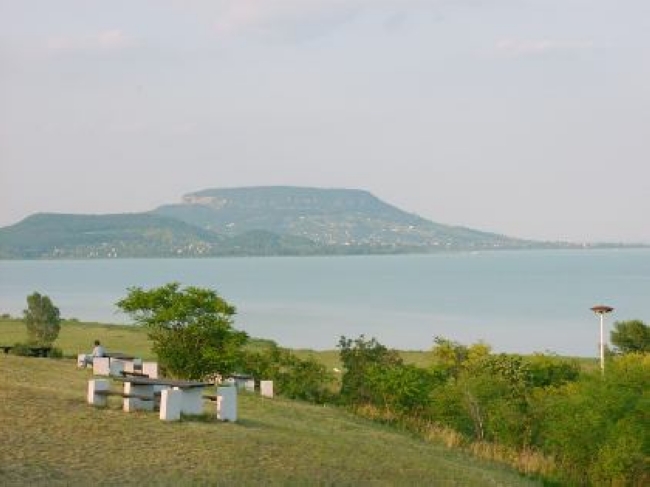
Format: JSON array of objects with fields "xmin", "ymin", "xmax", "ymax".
[
  {"xmin": 0, "ymin": 186, "xmax": 570, "ymax": 259},
  {"xmin": 155, "ymin": 186, "xmax": 532, "ymax": 250}
]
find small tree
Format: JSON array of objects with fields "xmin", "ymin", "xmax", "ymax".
[
  {"xmin": 116, "ymin": 282, "xmax": 248, "ymax": 380},
  {"xmin": 610, "ymin": 320, "xmax": 650, "ymax": 354},
  {"xmin": 338, "ymin": 335, "xmax": 402, "ymax": 405},
  {"xmin": 23, "ymin": 292, "xmax": 61, "ymax": 346},
  {"xmin": 431, "ymin": 336, "xmax": 491, "ymax": 382}
]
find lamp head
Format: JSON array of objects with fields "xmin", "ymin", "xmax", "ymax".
[{"xmin": 591, "ymin": 305, "xmax": 614, "ymax": 315}]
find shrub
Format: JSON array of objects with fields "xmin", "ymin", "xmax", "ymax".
[
  {"xmin": 338, "ymin": 335, "xmax": 402, "ymax": 405},
  {"xmin": 9, "ymin": 342, "xmax": 33, "ymax": 356},
  {"xmin": 243, "ymin": 345, "xmax": 335, "ymax": 403},
  {"xmin": 48, "ymin": 347, "xmax": 64, "ymax": 358}
]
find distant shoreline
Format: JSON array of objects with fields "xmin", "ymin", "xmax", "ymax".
[{"xmin": 1, "ymin": 243, "xmax": 648, "ymax": 261}]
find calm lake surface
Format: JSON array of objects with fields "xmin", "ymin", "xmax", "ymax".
[{"xmin": 1, "ymin": 249, "xmax": 648, "ymax": 356}]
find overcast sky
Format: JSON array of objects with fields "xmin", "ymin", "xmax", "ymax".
[{"xmin": 1, "ymin": 0, "xmax": 648, "ymax": 243}]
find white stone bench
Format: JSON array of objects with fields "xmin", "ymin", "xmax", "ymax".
[
  {"xmin": 86, "ymin": 356, "xmax": 145, "ymax": 377},
  {"xmin": 88, "ymin": 378, "xmax": 235, "ymax": 422},
  {"xmin": 87, "ymin": 379, "xmax": 157, "ymax": 410},
  {"xmin": 91, "ymin": 357, "xmax": 126, "ymax": 377},
  {"xmin": 260, "ymin": 380, "xmax": 274, "ymax": 398},
  {"xmin": 141, "ymin": 361, "xmax": 159, "ymax": 379},
  {"xmin": 205, "ymin": 386, "xmax": 238, "ymax": 422}
]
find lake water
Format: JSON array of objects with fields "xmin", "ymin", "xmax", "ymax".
[{"xmin": 1, "ymin": 249, "xmax": 648, "ymax": 356}]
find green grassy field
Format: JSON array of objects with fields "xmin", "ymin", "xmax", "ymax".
[
  {"xmin": 0, "ymin": 320, "xmax": 542, "ymax": 486},
  {"xmin": 0, "ymin": 318, "xmax": 435, "ymax": 368},
  {"xmin": 0, "ymin": 355, "xmax": 541, "ymax": 486},
  {"xmin": 1, "ymin": 318, "xmax": 156, "ymax": 359}
]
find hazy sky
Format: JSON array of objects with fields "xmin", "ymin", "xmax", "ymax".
[{"xmin": 1, "ymin": 0, "xmax": 649, "ymax": 242}]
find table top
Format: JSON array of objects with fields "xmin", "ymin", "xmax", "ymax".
[
  {"xmin": 114, "ymin": 376, "xmax": 212, "ymax": 388},
  {"xmin": 104, "ymin": 352, "xmax": 138, "ymax": 360}
]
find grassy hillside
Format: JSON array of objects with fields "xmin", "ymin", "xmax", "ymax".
[
  {"xmin": 0, "ymin": 213, "xmax": 223, "ymax": 259},
  {"xmin": 0, "ymin": 356, "xmax": 539, "ymax": 486}
]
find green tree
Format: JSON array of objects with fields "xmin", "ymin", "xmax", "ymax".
[
  {"xmin": 610, "ymin": 319, "xmax": 650, "ymax": 354},
  {"xmin": 430, "ymin": 336, "xmax": 491, "ymax": 382},
  {"xmin": 459, "ymin": 354, "xmax": 532, "ymax": 446},
  {"xmin": 338, "ymin": 335, "xmax": 402, "ymax": 405},
  {"xmin": 23, "ymin": 292, "xmax": 61, "ymax": 346},
  {"xmin": 116, "ymin": 282, "xmax": 248, "ymax": 380}
]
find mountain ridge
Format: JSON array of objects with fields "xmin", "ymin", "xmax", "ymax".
[{"xmin": 0, "ymin": 186, "xmax": 575, "ymax": 259}]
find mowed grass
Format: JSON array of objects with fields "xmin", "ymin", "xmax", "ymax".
[
  {"xmin": 1, "ymin": 318, "xmax": 434, "ymax": 367},
  {"xmin": 0, "ymin": 318, "xmax": 155, "ymax": 359},
  {"xmin": 0, "ymin": 354, "xmax": 541, "ymax": 486}
]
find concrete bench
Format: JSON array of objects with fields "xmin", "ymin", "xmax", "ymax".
[
  {"xmin": 78, "ymin": 353, "xmax": 143, "ymax": 369},
  {"xmin": 88, "ymin": 378, "xmax": 235, "ymax": 422},
  {"xmin": 260, "ymin": 380, "xmax": 274, "ymax": 398},
  {"xmin": 80, "ymin": 356, "xmax": 147, "ymax": 378}
]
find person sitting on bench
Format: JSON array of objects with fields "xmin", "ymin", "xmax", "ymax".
[{"xmin": 83, "ymin": 340, "xmax": 106, "ymax": 367}]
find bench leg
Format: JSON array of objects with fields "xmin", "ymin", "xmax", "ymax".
[
  {"xmin": 142, "ymin": 362, "xmax": 159, "ymax": 379},
  {"xmin": 260, "ymin": 380, "xmax": 274, "ymax": 398},
  {"xmin": 160, "ymin": 389, "xmax": 182, "ymax": 421},
  {"xmin": 178, "ymin": 387, "xmax": 203, "ymax": 415},
  {"xmin": 109, "ymin": 359, "xmax": 125, "ymax": 377},
  {"xmin": 216, "ymin": 386, "xmax": 237, "ymax": 422},
  {"xmin": 123, "ymin": 383, "xmax": 154, "ymax": 412},
  {"xmin": 78, "ymin": 354, "xmax": 88, "ymax": 368},
  {"xmin": 88, "ymin": 379, "xmax": 110, "ymax": 406}
]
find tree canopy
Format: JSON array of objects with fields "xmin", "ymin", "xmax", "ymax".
[
  {"xmin": 610, "ymin": 320, "xmax": 650, "ymax": 354},
  {"xmin": 116, "ymin": 282, "xmax": 248, "ymax": 380},
  {"xmin": 23, "ymin": 292, "xmax": 61, "ymax": 346}
]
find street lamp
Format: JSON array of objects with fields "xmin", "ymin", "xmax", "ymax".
[{"xmin": 590, "ymin": 305, "xmax": 614, "ymax": 375}]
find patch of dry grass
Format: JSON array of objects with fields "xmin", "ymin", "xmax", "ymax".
[{"xmin": 0, "ymin": 355, "xmax": 540, "ymax": 486}]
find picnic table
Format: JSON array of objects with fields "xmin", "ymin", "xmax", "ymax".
[
  {"xmin": 87, "ymin": 376, "xmax": 237, "ymax": 422},
  {"xmin": 114, "ymin": 376, "xmax": 212, "ymax": 415},
  {"xmin": 80, "ymin": 352, "xmax": 151, "ymax": 377}
]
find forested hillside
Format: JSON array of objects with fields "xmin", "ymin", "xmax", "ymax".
[{"xmin": 0, "ymin": 186, "xmax": 573, "ymax": 259}]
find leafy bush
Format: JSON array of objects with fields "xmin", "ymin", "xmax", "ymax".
[
  {"xmin": 338, "ymin": 334, "xmax": 648, "ymax": 484},
  {"xmin": 535, "ymin": 354, "xmax": 650, "ymax": 485},
  {"xmin": 338, "ymin": 335, "xmax": 402, "ymax": 405},
  {"xmin": 48, "ymin": 347, "xmax": 63, "ymax": 358},
  {"xmin": 116, "ymin": 283, "xmax": 248, "ymax": 380},
  {"xmin": 9, "ymin": 342, "xmax": 33, "ymax": 356},
  {"xmin": 366, "ymin": 362, "xmax": 439, "ymax": 415},
  {"xmin": 243, "ymin": 345, "xmax": 334, "ymax": 403},
  {"xmin": 525, "ymin": 353, "xmax": 580, "ymax": 388}
]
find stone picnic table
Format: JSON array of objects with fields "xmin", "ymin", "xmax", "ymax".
[{"xmin": 87, "ymin": 376, "xmax": 238, "ymax": 421}]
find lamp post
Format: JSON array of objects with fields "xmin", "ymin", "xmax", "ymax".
[{"xmin": 590, "ymin": 305, "xmax": 614, "ymax": 375}]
